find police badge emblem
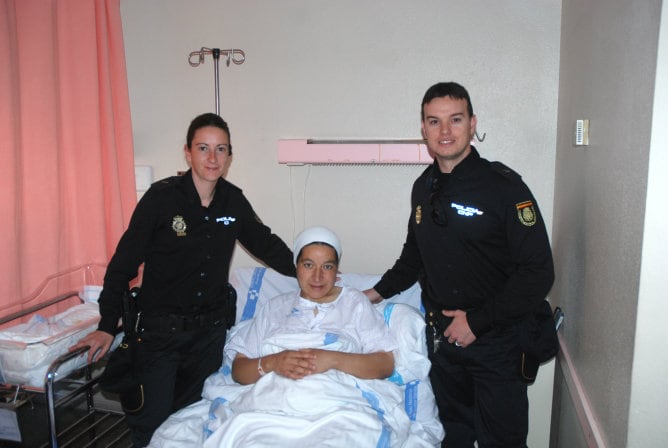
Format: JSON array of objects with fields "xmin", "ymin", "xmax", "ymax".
[
  {"xmin": 516, "ymin": 201, "xmax": 537, "ymax": 226},
  {"xmin": 416, "ymin": 205, "xmax": 422, "ymax": 224},
  {"xmin": 172, "ymin": 215, "xmax": 187, "ymax": 236}
]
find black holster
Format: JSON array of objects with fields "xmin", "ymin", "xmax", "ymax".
[
  {"xmin": 99, "ymin": 287, "xmax": 143, "ymax": 414},
  {"xmin": 122, "ymin": 286, "xmax": 140, "ymax": 336},
  {"xmin": 517, "ymin": 300, "xmax": 559, "ymax": 384}
]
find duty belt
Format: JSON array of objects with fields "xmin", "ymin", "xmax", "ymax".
[
  {"xmin": 426, "ymin": 309, "xmax": 453, "ymax": 333},
  {"xmin": 422, "ymin": 297, "xmax": 453, "ymax": 333},
  {"xmin": 423, "ymin": 298, "xmax": 477, "ymax": 353},
  {"xmin": 138, "ymin": 308, "xmax": 226, "ymax": 333}
]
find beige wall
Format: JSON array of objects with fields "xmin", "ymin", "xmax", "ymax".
[
  {"xmin": 629, "ymin": 2, "xmax": 668, "ymax": 445},
  {"xmin": 120, "ymin": 1, "xmax": 561, "ymax": 446},
  {"xmin": 552, "ymin": 0, "xmax": 665, "ymax": 447}
]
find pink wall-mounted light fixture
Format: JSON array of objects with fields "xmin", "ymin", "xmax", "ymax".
[{"xmin": 277, "ymin": 139, "xmax": 433, "ymax": 166}]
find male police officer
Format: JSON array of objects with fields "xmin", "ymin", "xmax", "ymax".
[{"xmin": 365, "ymin": 82, "xmax": 554, "ymax": 447}]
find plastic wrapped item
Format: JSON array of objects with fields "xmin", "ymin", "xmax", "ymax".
[
  {"xmin": 0, "ymin": 300, "xmax": 102, "ymax": 389},
  {"xmin": 80, "ymin": 285, "xmax": 103, "ymax": 303}
]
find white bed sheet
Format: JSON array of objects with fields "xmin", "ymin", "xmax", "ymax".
[{"xmin": 149, "ymin": 267, "xmax": 444, "ymax": 447}]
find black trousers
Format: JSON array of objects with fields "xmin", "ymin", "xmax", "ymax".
[
  {"xmin": 427, "ymin": 325, "xmax": 528, "ymax": 448},
  {"xmin": 122, "ymin": 323, "xmax": 227, "ymax": 447}
]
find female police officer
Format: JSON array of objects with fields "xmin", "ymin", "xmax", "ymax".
[{"xmin": 71, "ymin": 113, "xmax": 295, "ymax": 447}]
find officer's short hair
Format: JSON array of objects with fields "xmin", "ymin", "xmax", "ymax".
[{"xmin": 421, "ymin": 82, "xmax": 474, "ymax": 120}]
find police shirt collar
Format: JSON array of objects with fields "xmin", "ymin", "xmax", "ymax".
[
  {"xmin": 451, "ymin": 146, "xmax": 480, "ymax": 175},
  {"xmin": 179, "ymin": 170, "xmax": 200, "ymax": 204},
  {"xmin": 179, "ymin": 169, "xmax": 227, "ymax": 206},
  {"xmin": 430, "ymin": 145, "xmax": 480, "ymax": 179}
]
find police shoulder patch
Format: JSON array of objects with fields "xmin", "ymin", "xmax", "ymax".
[{"xmin": 516, "ymin": 201, "xmax": 537, "ymax": 226}]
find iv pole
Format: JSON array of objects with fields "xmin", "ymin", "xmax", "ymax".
[{"xmin": 188, "ymin": 47, "xmax": 246, "ymax": 115}]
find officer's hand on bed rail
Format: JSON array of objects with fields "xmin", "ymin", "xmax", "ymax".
[
  {"xmin": 69, "ymin": 330, "xmax": 114, "ymax": 364},
  {"xmin": 363, "ymin": 288, "xmax": 384, "ymax": 304}
]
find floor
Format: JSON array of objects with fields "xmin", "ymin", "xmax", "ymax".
[{"xmin": 1, "ymin": 367, "xmax": 132, "ymax": 448}]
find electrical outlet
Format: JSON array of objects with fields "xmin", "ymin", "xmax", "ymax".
[{"xmin": 574, "ymin": 119, "xmax": 590, "ymax": 146}]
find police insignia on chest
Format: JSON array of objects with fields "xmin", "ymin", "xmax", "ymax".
[
  {"xmin": 516, "ymin": 201, "xmax": 537, "ymax": 226},
  {"xmin": 216, "ymin": 216, "xmax": 236, "ymax": 225},
  {"xmin": 172, "ymin": 215, "xmax": 187, "ymax": 236},
  {"xmin": 416, "ymin": 205, "xmax": 422, "ymax": 224}
]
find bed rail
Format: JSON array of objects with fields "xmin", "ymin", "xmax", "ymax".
[{"xmin": 0, "ymin": 291, "xmax": 79, "ymax": 326}]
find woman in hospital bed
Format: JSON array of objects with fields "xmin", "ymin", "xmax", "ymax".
[
  {"xmin": 149, "ymin": 226, "xmax": 444, "ymax": 447},
  {"xmin": 230, "ymin": 225, "xmax": 395, "ymax": 387}
]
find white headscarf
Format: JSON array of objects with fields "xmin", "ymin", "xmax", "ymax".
[{"xmin": 293, "ymin": 226, "xmax": 342, "ymax": 264}]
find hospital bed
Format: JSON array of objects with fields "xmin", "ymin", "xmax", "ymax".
[
  {"xmin": 0, "ymin": 264, "xmax": 130, "ymax": 447},
  {"xmin": 149, "ymin": 267, "xmax": 445, "ymax": 447}
]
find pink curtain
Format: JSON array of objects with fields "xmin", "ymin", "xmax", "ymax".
[{"xmin": 0, "ymin": 0, "xmax": 136, "ymax": 320}]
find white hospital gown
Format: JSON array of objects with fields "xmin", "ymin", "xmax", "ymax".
[{"xmin": 225, "ymin": 286, "xmax": 398, "ymax": 359}]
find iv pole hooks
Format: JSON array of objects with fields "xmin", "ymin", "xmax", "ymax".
[{"xmin": 188, "ymin": 47, "xmax": 246, "ymax": 115}]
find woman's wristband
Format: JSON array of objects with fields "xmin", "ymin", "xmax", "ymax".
[{"xmin": 257, "ymin": 357, "xmax": 267, "ymax": 376}]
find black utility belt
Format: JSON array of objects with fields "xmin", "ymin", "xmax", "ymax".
[
  {"xmin": 138, "ymin": 307, "xmax": 227, "ymax": 333},
  {"xmin": 423, "ymin": 298, "xmax": 448, "ymax": 329},
  {"xmin": 425, "ymin": 309, "xmax": 452, "ymax": 334}
]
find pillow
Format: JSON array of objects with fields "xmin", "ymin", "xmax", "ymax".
[
  {"xmin": 381, "ymin": 302, "xmax": 430, "ymax": 384},
  {"xmin": 231, "ymin": 267, "xmax": 425, "ymax": 322},
  {"xmin": 232, "ymin": 267, "xmax": 298, "ymax": 324}
]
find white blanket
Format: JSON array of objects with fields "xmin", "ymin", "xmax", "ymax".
[
  {"xmin": 148, "ymin": 268, "xmax": 444, "ymax": 447},
  {"xmin": 202, "ymin": 361, "xmax": 413, "ymax": 447}
]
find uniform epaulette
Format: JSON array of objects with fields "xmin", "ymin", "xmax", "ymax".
[
  {"xmin": 151, "ymin": 176, "xmax": 181, "ymax": 191},
  {"xmin": 490, "ymin": 161, "xmax": 522, "ymax": 182}
]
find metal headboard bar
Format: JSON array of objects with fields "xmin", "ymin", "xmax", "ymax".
[{"xmin": 0, "ymin": 291, "xmax": 79, "ymax": 325}]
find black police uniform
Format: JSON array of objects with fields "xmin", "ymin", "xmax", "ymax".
[
  {"xmin": 374, "ymin": 147, "xmax": 554, "ymax": 448},
  {"xmin": 97, "ymin": 170, "xmax": 295, "ymax": 447}
]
